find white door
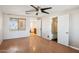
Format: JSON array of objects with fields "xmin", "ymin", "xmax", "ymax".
[{"xmin": 58, "ymin": 14, "xmax": 69, "ymax": 46}]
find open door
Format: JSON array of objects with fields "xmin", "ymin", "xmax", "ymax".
[{"xmin": 58, "ymin": 14, "xmax": 69, "ymax": 46}]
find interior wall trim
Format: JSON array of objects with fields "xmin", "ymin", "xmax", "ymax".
[{"xmin": 69, "ymin": 46, "xmax": 79, "ymax": 50}]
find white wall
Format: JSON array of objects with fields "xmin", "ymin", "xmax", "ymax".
[
  {"xmin": 69, "ymin": 10, "xmax": 79, "ymax": 48},
  {"xmin": 3, "ymin": 14, "xmax": 30, "ymax": 39},
  {"xmin": 42, "ymin": 16, "xmax": 52, "ymax": 40},
  {"xmin": 0, "ymin": 9, "xmax": 3, "ymax": 44},
  {"xmin": 3, "ymin": 14, "xmax": 53, "ymax": 40}
]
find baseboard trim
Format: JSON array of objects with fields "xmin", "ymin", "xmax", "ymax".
[{"xmin": 69, "ymin": 46, "xmax": 79, "ymax": 50}]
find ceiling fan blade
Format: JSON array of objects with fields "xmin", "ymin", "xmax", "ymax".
[
  {"xmin": 25, "ymin": 12, "xmax": 30, "ymax": 14},
  {"xmin": 30, "ymin": 5, "xmax": 38, "ymax": 11},
  {"xmin": 25, "ymin": 10, "xmax": 36, "ymax": 12},
  {"xmin": 41, "ymin": 7, "xmax": 52, "ymax": 10},
  {"xmin": 41, "ymin": 10, "xmax": 49, "ymax": 14}
]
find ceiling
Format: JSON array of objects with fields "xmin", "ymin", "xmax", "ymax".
[{"xmin": 0, "ymin": 5, "xmax": 79, "ymax": 16}]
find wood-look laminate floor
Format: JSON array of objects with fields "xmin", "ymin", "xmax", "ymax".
[{"xmin": 0, "ymin": 35, "xmax": 79, "ymax": 53}]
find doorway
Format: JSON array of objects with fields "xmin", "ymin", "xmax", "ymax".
[
  {"xmin": 52, "ymin": 17, "xmax": 58, "ymax": 42},
  {"xmin": 51, "ymin": 15, "xmax": 69, "ymax": 46},
  {"xmin": 30, "ymin": 18, "xmax": 42, "ymax": 36}
]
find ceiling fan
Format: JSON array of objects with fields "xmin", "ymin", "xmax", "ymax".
[{"xmin": 25, "ymin": 5, "xmax": 52, "ymax": 15}]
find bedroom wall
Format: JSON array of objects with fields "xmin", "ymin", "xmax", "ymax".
[
  {"xmin": 0, "ymin": 9, "xmax": 3, "ymax": 44},
  {"xmin": 3, "ymin": 13, "xmax": 53, "ymax": 40},
  {"xmin": 3, "ymin": 14, "xmax": 30, "ymax": 39},
  {"xmin": 69, "ymin": 9, "xmax": 79, "ymax": 48},
  {"xmin": 42, "ymin": 16, "xmax": 52, "ymax": 40}
]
